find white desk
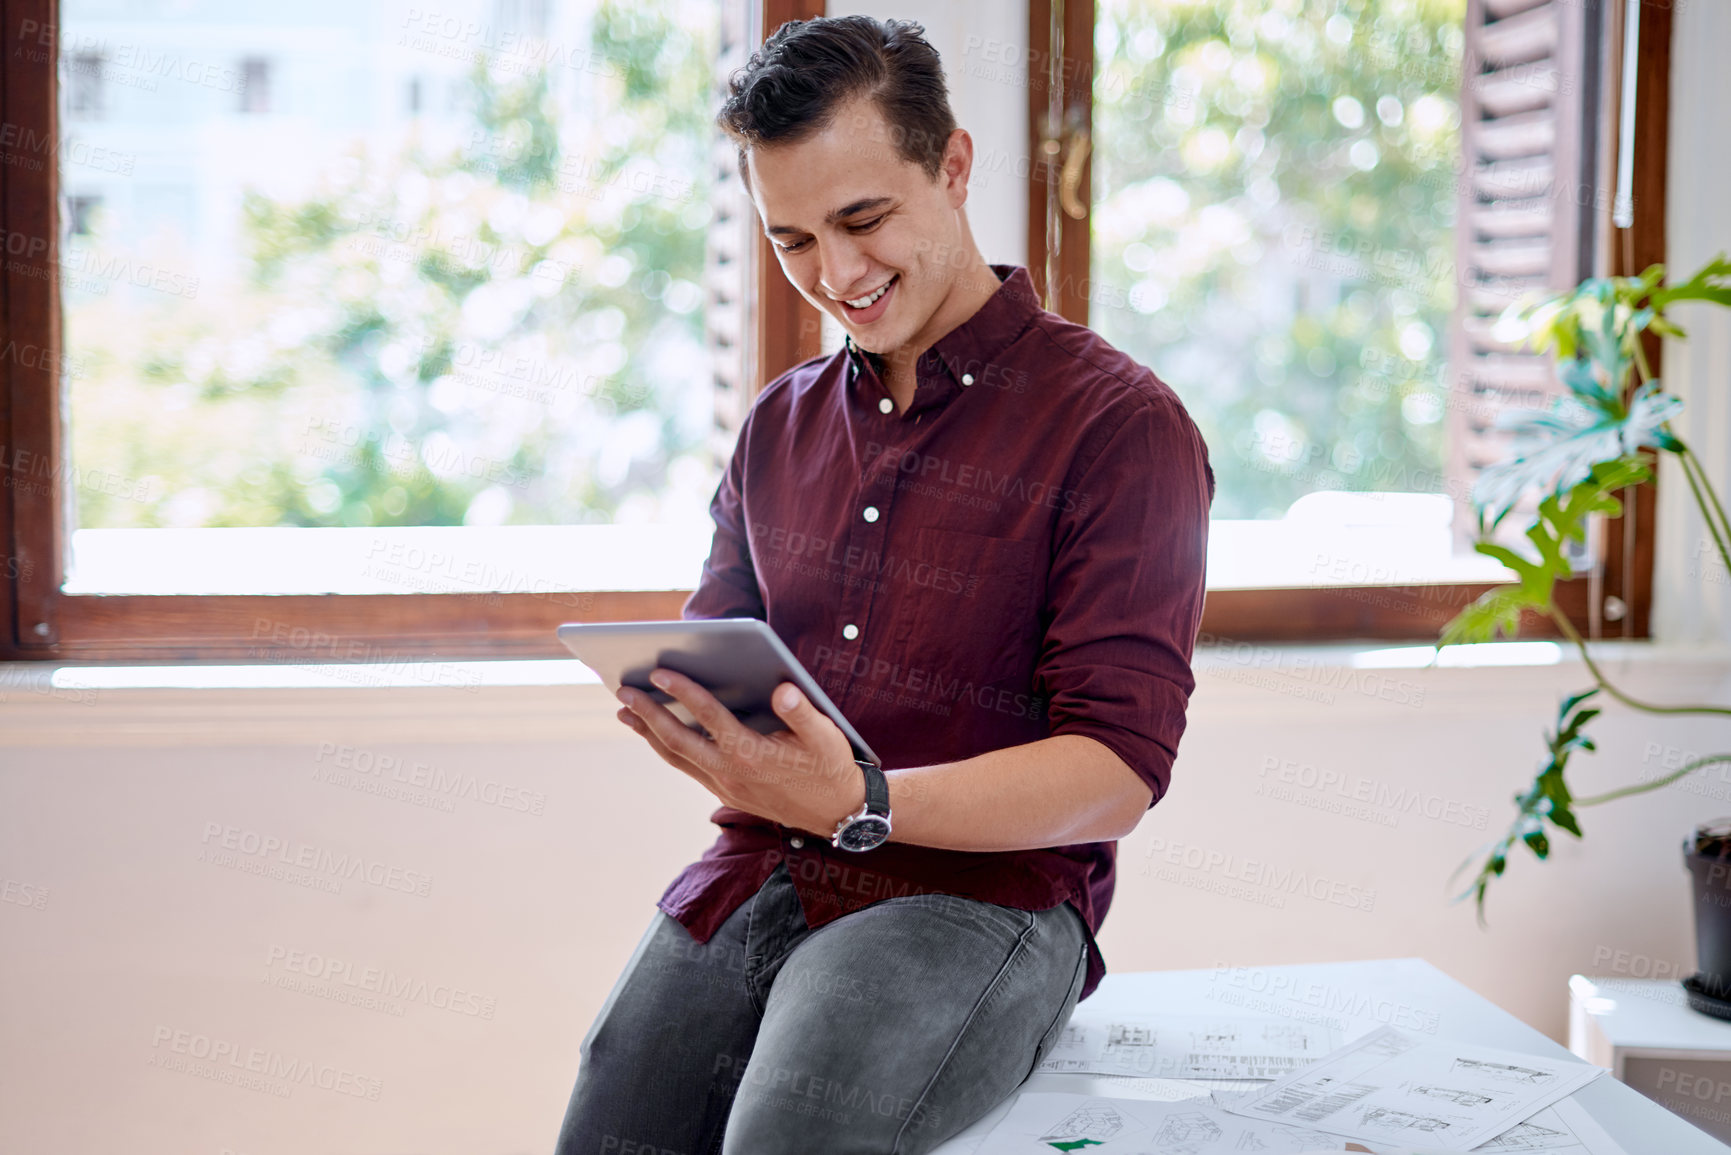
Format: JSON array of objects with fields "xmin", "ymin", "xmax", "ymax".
[{"xmin": 929, "ymin": 957, "xmax": 1731, "ymax": 1154}]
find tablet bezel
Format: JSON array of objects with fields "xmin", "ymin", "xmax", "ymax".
[{"xmin": 556, "ymin": 618, "xmax": 883, "ymax": 768}]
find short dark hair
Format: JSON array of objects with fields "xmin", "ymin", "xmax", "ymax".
[{"xmin": 718, "ymin": 16, "xmax": 957, "ymax": 190}]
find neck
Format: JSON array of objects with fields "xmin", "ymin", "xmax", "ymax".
[
  {"xmin": 877, "ymin": 250, "xmax": 1002, "ymax": 400},
  {"xmin": 910, "ymin": 250, "xmax": 1001, "ymax": 355}
]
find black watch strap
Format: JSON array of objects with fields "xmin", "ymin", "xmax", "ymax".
[{"xmin": 856, "ymin": 759, "xmax": 890, "ymax": 817}]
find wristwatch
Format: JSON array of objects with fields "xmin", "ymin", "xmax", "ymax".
[{"xmin": 831, "ymin": 758, "xmax": 892, "ymax": 852}]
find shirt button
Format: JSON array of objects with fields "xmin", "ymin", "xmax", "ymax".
[
  {"xmin": 842, "ymin": 623, "xmax": 859, "ymax": 641},
  {"xmin": 862, "ymin": 506, "xmax": 879, "ymax": 522},
  {"xmin": 789, "ymin": 836, "xmax": 804, "ymax": 849},
  {"xmin": 961, "ymin": 373, "xmax": 975, "ymax": 386},
  {"xmin": 878, "ymin": 397, "xmax": 893, "ymax": 413}
]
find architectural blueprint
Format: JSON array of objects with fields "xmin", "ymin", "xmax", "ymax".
[
  {"xmin": 1472, "ymin": 1097, "xmax": 1626, "ymax": 1155},
  {"xmin": 977, "ymin": 1091, "xmax": 1625, "ymax": 1155},
  {"xmin": 1215, "ymin": 1025, "xmax": 1605, "ymax": 1150},
  {"xmin": 1035, "ymin": 1013, "xmax": 1342, "ymax": 1079},
  {"xmin": 976, "ymin": 1091, "xmax": 1385, "ymax": 1153}
]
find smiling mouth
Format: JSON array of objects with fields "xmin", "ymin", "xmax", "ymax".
[{"xmin": 840, "ymin": 276, "xmax": 896, "ymax": 309}]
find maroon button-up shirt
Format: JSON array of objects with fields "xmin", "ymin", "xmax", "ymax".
[{"xmin": 659, "ymin": 264, "xmax": 1213, "ymax": 1001}]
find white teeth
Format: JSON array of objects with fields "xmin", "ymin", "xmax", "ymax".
[{"xmin": 845, "ymin": 279, "xmax": 893, "ymax": 309}]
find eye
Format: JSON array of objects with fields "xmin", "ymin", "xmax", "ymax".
[{"xmin": 773, "ymin": 214, "xmax": 883, "ymax": 254}]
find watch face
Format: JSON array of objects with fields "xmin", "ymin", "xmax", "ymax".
[{"xmin": 837, "ymin": 816, "xmax": 891, "ymax": 852}]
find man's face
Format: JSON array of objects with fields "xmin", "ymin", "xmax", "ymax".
[{"xmin": 745, "ymin": 96, "xmax": 973, "ymax": 360}]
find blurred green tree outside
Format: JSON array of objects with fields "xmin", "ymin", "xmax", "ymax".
[
  {"xmin": 69, "ymin": 0, "xmax": 718, "ymax": 530},
  {"xmin": 70, "ymin": 0, "xmax": 1463, "ymax": 532},
  {"xmin": 1093, "ymin": 0, "xmax": 1465, "ymax": 519}
]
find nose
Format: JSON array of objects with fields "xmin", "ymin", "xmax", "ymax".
[{"xmin": 816, "ymin": 235, "xmax": 871, "ymax": 301}]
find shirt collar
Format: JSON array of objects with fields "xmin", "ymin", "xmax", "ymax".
[{"xmin": 846, "ymin": 264, "xmax": 1042, "ymax": 415}]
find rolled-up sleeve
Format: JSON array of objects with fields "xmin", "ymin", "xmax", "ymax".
[
  {"xmin": 681, "ymin": 405, "xmax": 766, "ymax": 622},
  {"xmin": 1035, "ymin": 392, "xmax": 1214, "ymax": 806}
]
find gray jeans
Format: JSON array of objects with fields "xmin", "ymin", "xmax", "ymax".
[{"xmin": 553, "ymin": 861, "xmax": 1089, "ymax": 1155}]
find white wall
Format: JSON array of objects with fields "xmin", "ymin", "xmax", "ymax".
[{"xmin": 3, "ymin": 645, "xmax": 1730, "ymax": 1153}]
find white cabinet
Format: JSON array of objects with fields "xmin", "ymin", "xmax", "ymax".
[{"xmin": 1569, "ymin": 974, "xmax": 1731, "ymax": 1146}]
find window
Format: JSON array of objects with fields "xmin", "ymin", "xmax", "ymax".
[
  {"xmin": 1014, "ymin": 0, "xmax": 1659, "ymax": 642},
  {"xmin": 1090, "ymin": 0, "xmax": 1487, "ymax": 589},
  {"xmin": 2, "ymin": 0, "xmax": 744, "ymax": 660},
  {"xmin": 0, "ymin": 0, "xmax": 1668, "ymax": 660},
  {"xmin": 58, "ymin": 1, "xmax": 720, "ymax": 544}
]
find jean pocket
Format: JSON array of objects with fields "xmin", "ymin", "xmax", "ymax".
[{"xmin": 1027, "ymin": 937, "xmax": 1088, "ymax": 1080}]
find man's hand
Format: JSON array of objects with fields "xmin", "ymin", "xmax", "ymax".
[{"xmin": 615, "ymin": 667, "xmax": 865, "ymax": 836}]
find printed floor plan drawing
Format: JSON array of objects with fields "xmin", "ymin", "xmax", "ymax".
[
  {"xmin": 1219, "ymin": 1025, "xmax": 1605, "ymax": 1150},
  {"xmin": 1410, "ymin": 1084, "xmax": 1497, "ymax": 1107},
  {"xmin": 1451, "ymin": 1058, "xmax": 1554, "ymax": 1085},
  {"xmin": 1478, "ymin": 1116, "xmax": 1573, "ymax": 1152},
  {"xmin": 1361, "ymin": 1105, "xmax": 1453, "ymax": 1132},
  {"xmin": 1150, "ymin": 1108, "xmax": 1222, "ymax": 1154},
  {"xmin": 976, "ymin": 1088, "xmax": 1625, "ymax": 1155},
  {"xmin": 1036, "ymin": 1014, "xmax": 1341, "ymax": 1080},
  {"xmin": 1039, "ymin": 1102, "xmax": 1125, "ymax": 1149}
]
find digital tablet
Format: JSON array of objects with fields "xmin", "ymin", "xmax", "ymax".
[{"xmin": 556, "ymin": 618, "xmax": 882, "ymax": 767}]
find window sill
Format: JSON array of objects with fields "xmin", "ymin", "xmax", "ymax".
[{"xmin": 3, "ymin": 640, "xmax": 1725, "ymax": 747}]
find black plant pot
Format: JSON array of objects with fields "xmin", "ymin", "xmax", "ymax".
[{"xmin": 1685, "ymin": 834, "xmax": 1731, "ymax": 1009}]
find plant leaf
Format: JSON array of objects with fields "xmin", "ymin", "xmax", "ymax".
[
  {"xmin": 1450, "ymin": 689, "xmax": 1601, "ymax": 920},
  {"xmin": 1438, "ymin": 587, "xmax": 1527, "ymax": 646},
  {"xmin": 1651, "ymin": 254, "xmax": 1731, "ymax": 310},
  {"xmin": 1440, "ymin": 458, "xmax": 1650, "ymax": 655},
  {"xmin": 1474, "ymin": 383, "xmax": 1680, "ymax": 521}
]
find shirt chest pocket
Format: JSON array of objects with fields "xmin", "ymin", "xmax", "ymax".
[{"xmin": 890, "ymin": 527, "xmax": 1041, "ymax": 695}]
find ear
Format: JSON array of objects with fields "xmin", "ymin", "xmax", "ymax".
[{"xmin": 941, "ymin": 127, "xmax": 974, "ymax": 208}]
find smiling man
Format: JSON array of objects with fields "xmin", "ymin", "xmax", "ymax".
[{"xmin": 553, "ymin": 15, "xmax": 1214, "ymax": 1155}]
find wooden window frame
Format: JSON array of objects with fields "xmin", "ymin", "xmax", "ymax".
[
  {"xmin": 0, "ymin": 0, "xmax": 822, "ymax": 662},
  {"xmin": 1028, "ymin": 0, "xmax": 1666, "ymax": 644},
  {"xmin": 0, "ymin": 0, "xmax": 1666, "ymax": 662}
]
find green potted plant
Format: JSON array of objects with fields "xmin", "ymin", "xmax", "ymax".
[{"xmin": 1434, "ymin": 256, "xmax": 1731, "ymax": 967}]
